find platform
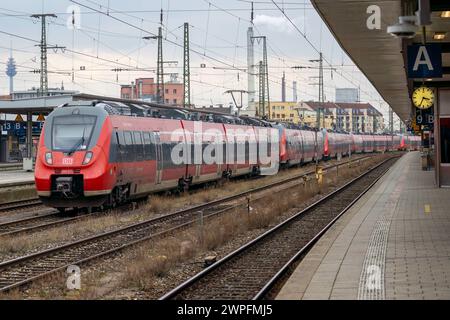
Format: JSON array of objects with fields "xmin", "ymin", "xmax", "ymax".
[
  {"xmin": 277, "ymin": 152, "xmax": 450, "ymax": 300},
  {"xmin": 0, "ymin": 162, "xmax": 22, "ymax": 170},
  {"xmin": 0, "ymin": 169, "xmax": 35, "ymax": 187}
]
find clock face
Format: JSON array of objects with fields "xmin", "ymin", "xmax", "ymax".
[{"xmin": 412, "ymin": 86, "xmax": 434, "ymax": 109}]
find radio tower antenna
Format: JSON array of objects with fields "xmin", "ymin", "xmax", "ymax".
[
  {"xmin": 6, "ymin": 41, "xmax": 17, "ymax": 95},
  {"xmin": 31, "ymin": 13, "xmax": 65, "ymax": 97}
]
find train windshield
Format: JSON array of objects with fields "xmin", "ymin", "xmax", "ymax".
[{"xmin": 52, "ymin": 115, "xmax": 97, "ymax": 152}]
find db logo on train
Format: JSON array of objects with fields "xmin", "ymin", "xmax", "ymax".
[{"xmin": 62, "ymin": 158, "xmax": 73, "ymax": 165}]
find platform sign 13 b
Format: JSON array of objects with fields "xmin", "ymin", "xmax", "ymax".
[{"xmin": 416, "ymin": 107, "xmax": 434, "ymax": 126}]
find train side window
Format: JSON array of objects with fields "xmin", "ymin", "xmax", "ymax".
[
  {"xmin": 124, "ymin": 131, "xmax": 134, "ymax": 162},
  {"xmin": 109, "ymin": 129, "xmax": 120, "ymax": 162},
  {"xmin": 143, "ymin": 132, "xmax": 149, "ymax": 159},
  {"xmin": 134, "ymin": 131, "xmax": 143, "ymax": 161},
  {"xmin": 143, "ymin": 132, "xmax": 155, "ymax": 160},
  {"xmin": 116, "ymin": 130, "xmax": 125, "ymax": 149},
  {"xmin": 245, "ymin": 140, "xmax": 249, "ymax": 163}
]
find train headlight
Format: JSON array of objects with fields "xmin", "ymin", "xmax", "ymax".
[
  {"xmin": 45, "ymin": 152, "xmax": 53, "ymax": 165},
  {"xmin": 82, "ymin": 151, "xmax": 93, "ymax": 165}
]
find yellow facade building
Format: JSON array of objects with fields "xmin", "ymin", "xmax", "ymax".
[
  {"xmin": 269, "ymin": 101, "xmax": 301, "ymax": 124},
  {"xmin": 266, "ymin": 101, "xmax": 384, "ymax": 133},
  {"xmin": 295, "ymin": 101, "xmax": 384, "ymax": 133}
]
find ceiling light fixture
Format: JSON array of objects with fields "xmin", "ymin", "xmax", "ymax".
[
  {"xmin": 433, "ymin": 32, "xmax": 447, "ymax": 40},
  {"xmin": 441, "ymin": 11, "xmax": 450, "ymax": 18}
]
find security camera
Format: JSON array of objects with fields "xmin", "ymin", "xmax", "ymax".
[{"xmin": 387, "ymin": 16, "xmax": 418, "ymax": 39}]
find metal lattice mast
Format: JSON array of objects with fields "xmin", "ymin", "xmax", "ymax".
[
  {"xmin": 253, "ymin": 35, "xmax": 269, "ymax": 119},
  {"xmin": 308, "ymin": 52, "xmax": 324, "ymax": 128},
  {"xmin": 247, "ymin": 2, "xmax": 255, "ymax": 112},
  {"xmin": 263, "ymin": 36, "xmax": 270, "ymax": 119},
  {"xmin": 292, "ymin": 54, "xmax": 335, "ymax": 129},
  {"xmin": 258, "ymin": 61, "xmax": 265, "ymax": 118},
  {"xmin": 389, "ymin": 106, "xmax": 394, "ymax": 134},
  {"xmin": 31, "ymin": 13, "xmax": 64, "ymax": 97},
  {"xmin": 33, "ymin": 14, "xmax": 53, "ymax": 96},
  {"xmin": 318, "ymin": 52, "xmax": 324, "ymax": 128},
  {"xmin": 157, "ymin": 9, "xmax": 164, "ymax": 104},
  {"xmin": 183, "ymin": 22, "xmax": 190, "ymax": 108}
]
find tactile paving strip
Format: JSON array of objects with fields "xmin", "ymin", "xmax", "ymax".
[{"xmin": 357, "ymin": 180, "xmax": 404, "ymax": 300}]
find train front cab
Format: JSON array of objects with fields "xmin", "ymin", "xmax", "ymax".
[{"xmin": 35, "ymin": 106, "xmax": 114, "ymax": 209}]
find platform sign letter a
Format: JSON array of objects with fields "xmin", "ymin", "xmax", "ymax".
[
  {"xmin": 413, "ymin": 46, "xmax": 433, "ymax": 71},
  {"xmin": 407, "ymin": 44, "xmax": 442, "ymax": 78}
]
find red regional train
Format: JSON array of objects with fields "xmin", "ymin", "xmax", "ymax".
[
  {"xmin": 35, "ymin": 100, "xmax": 420, "ymax": 211},
  {"xmin": 274, "ymin": 122, "xmax": 420, "ymax": 167}
]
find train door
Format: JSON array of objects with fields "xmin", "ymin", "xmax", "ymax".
[
  {"xmin": 195, "ymin": 163, "xmax": 201, "ymax": 179},
  {"xmin": 154, "ymin": 132, "xmax": 163, "ymax": 184},
  {"xmin": 231, "ymin": 134, "xmax": 238, "ymax": 174},
  {"xmin": 191, "ymin": 130, "xmax": 201, "ymax": 180},
  {"xmin": 113, "ymin": 129, "xmax": 124, "ymax": 185}
]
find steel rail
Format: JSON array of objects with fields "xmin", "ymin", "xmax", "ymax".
[
  {"xmin": 159, "ymin": 155, "xmax": 398, "ymax": 300},
  {"xmin": 0, "ymin": 155, "xmax": 371, "ymax": 238},
  {"xmin": 0, "ymin": 154, "xmax": 378, "ymax": 292}
]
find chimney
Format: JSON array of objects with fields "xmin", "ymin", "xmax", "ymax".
[
  {"xmin": 281, "ymin": 72, "xmax": 286, "ymax": 102},
  {"xmin": 138, "ymin": 80, "xmax": 143, "ymax": 99},
  {"xmin": 292, "ymin": 81, "xmax": 297, "ymax": 102}
]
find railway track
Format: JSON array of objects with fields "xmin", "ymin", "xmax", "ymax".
[
  {"xmin": 0, "ymin": 199, "xmax": 42, "ymax": 213},
  {"xmin": 0, "ymin": 154, "xmax": 379, "ymax": 292},
  {"xmin": 0, "ymin": 211, "xmax": 86, "ymax": 237},
  {"xmin": 0, "ymin": 155, "xmax": 372, "ymax": 239},
  {"xmin": 159, "ymin": 156, "xmax": 398, "ymax": 300}
]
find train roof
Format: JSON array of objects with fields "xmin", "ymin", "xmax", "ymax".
[
  {"xmin": 59, "ymin": 99, "xmax": 274, "ymax": 128},
  {"xmin": 57, "ymin": 96, "xmax": 418, "ymax": 136}
]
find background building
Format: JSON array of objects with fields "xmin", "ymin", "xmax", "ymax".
[
  {"xmin": 297, "ymin": 101, "xmax": 384, "ymax": 133},
  {"xmin": 195, "ymin": 104, "xmax": 232, "ymax": 114},
  {"xmin": 8, "ymin": 85, "xmax": 77, "ymax": 100},
  {"xmin": 120, "ymin": 77, "xmax": 184, "ymax": 105},
  {"xmin": 335, "ymin": 88, "xmax": 359, "ymax": 103},
  {"xmin": 269, "ymin": 101, "xmax": 301, "ymax": 123}
]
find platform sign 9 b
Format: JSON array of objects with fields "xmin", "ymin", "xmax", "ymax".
[{"xmin": 416, "ymin": 107, "xmax": 434, "ymax": 126}]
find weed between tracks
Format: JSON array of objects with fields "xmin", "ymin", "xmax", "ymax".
[
  {"xmin": 104, "ymin": 155, "xmax": 385, "ymax": 299},
  {"xmin": 0, "ymin": 156, "xmax": 366, "ymax": 263},
  {"xmin": 0, "ymin": 154, "xmax": 391, "ymax": 299}
]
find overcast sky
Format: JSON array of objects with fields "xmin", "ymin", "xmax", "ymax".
[{"xmin": 0, "ymin": 0, "xmax": 402, "ymax": 126}]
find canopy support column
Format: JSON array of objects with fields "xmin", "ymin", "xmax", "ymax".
[{"xmin": 23, "ymin": 111, "xmax": 33, "ymax": 171}]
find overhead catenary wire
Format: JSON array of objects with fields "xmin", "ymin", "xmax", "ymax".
[
  {"xmin": 68, "ymin": 0, "xmax": 317, "ymax": 100},
  {"xmin": 60, "ymin": 0, "xmax": 314, "ymax": 98},
  {"xmin": 0, "ymin": 29, "xmax": 153, "ymax": 71},
  {"xmin": 269, "ymin": 0, "xmax": 388, "ymax": 106},
  {"xmin": 1, "ymin": 1, "xmax": 371, "ymax": 106}
]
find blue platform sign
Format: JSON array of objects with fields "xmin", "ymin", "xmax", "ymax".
[
  {"xmin": 407, "ymin": 44, "xmax": 442, "ymax": 78},
  {"xmin": 0, "ymin": 121, "xmax": 44, "ymax": 136}
]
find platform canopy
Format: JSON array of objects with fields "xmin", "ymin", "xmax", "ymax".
[
  {"xmin": 0, "ymin": 93, "xmax": 168, "ymax": 115},
  {"xmin": 311, "ymin": 0, "xmax": 450, "ymax": 122}
]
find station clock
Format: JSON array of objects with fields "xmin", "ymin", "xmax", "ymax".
[{"xmin": 412, "ymin": 86, "xmax": 434, "ymax": 110}]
